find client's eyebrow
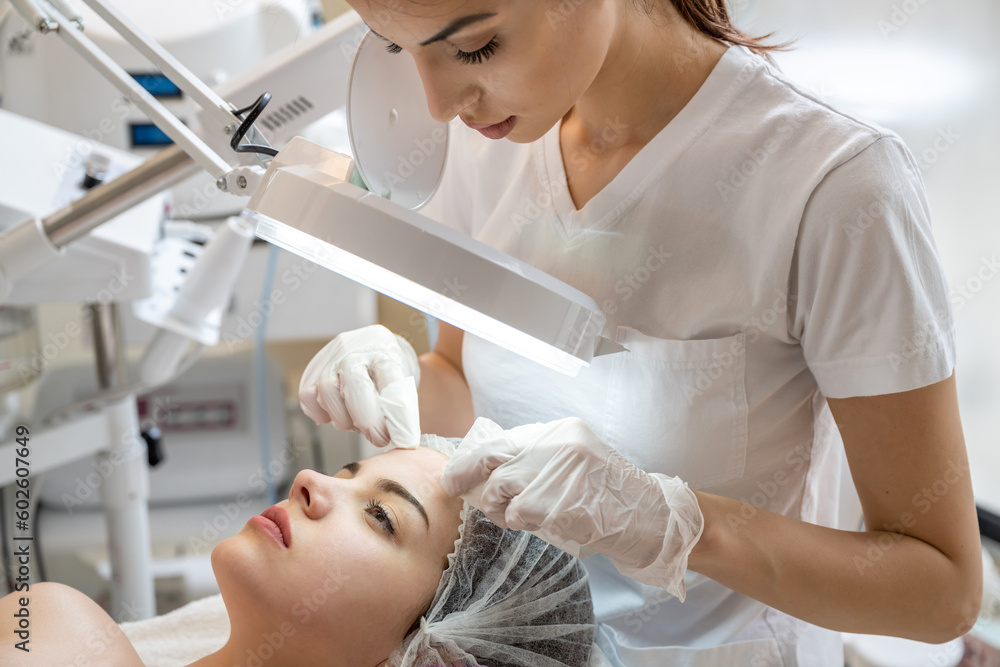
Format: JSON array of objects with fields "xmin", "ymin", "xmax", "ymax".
[{"xmin": 340, "ymin": 461, "xmax": 430, "ymax": 530}]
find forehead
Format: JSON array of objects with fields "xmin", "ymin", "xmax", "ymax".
[
  {"xmin": 361, "ymin": 447, "xmax": 451, "ymax": 502},
  {"xmin": 353, "ymin": 0, "xmax": 499, "ymax": 39}
]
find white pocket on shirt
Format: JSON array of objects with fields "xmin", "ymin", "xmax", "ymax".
[{"xmin": 607, "ymin": 327, "xmax": 749, "ymax": 490}]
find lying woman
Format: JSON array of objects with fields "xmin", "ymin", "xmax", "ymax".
[{"xmin": 0, "ymin": 436, "xmax": 596, "ymax": 666}]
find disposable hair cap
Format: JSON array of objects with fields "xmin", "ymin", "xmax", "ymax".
[{"xmin": 387, "ymin": 435, "xmax": 597, "ymax": 667}]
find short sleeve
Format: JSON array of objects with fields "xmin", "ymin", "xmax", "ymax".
[
  {"xmin": 789, "ymin": 134, "xmax": 956, "ymax": 399},
  {"xmin": 417, "ymin": 119, "xmax": 474, "ymax": 235}
]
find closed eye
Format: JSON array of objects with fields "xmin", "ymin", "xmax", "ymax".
[
  {"xmin": 454, "ymin": 38, "xmax": 499, "ymax": 65},
  {"xmin": 378, "ymin": 35, "xmax": 499, "ymax": 65}
]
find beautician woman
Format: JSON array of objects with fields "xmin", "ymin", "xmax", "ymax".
[{"xmin": 297, "ymin": 1, "xmax": 983, "ymax": 664}]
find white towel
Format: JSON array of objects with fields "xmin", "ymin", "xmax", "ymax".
[
  {"xmin": 118, "ymin": 593, "xmax": 611, "ymax": 667},
  {"xmin": 118, "ymin": 594, "xmax": 230, "ymax": 667}
]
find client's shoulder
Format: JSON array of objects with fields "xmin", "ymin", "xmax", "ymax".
[{"xmin": 0, "ymin": 581, "xmax": 145, "ymax": 666}]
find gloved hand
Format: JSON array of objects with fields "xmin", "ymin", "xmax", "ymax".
[
  {"xmin": 299, "ymin": 325, "xmax": 421, "ymax": 448},
  {"xmin": 440, "ymin": 417, "xmax": 705, "ymax": 600}
]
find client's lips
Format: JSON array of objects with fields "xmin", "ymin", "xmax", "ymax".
[{"xmin": 256, "ymin": 505, "xmax": 292, "ymax": 548}]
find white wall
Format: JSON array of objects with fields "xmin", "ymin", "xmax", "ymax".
[{"xmin": 735, "ymin": 0, "xmax": 1000, "ymax": 512}]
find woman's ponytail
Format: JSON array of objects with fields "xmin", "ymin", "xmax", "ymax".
[{"xmin": 637, "ymin": 0, "xmax": 795, "ymax": 63}]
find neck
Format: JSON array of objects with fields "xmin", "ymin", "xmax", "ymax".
[
  {"xmin": 184, "ymin": 627, "xmax": 295, "ymax": 667},
  {"xmin": 185, "ymin": 640, "xmax": 238, "ymax": 667},
  {"xmin": 567, "ymin": 3, "xmax": 729, "ymax": 147},
  {"xmin": 183, "ymin": 632, "xmax": 374, "ymax": 667}
]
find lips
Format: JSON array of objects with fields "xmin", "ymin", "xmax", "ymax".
[
  {"xmin": 259, "ymin": 505, "xmax": 292, "ymax": 548},
  {"xmin": 462, "ymin": 118, "xmax": 499, "ymax": 130},
  {"xmin": 462, "ymin": 115, "xmax": 517, "ymax": 140}
]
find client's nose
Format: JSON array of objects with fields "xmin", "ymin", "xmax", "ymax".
[{"xmin": 290, "ymin": 469, "xmax": 334, "ymax": 520}]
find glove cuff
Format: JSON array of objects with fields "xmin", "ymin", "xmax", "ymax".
[
  {"xmin": 394, "ymin": 334, "xmax": 421, "ymax": 388},
  {"xmin": 612, "ymin": 474, "xmax": 704, "ymax": 602}
]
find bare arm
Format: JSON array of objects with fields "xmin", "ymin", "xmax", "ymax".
[
  {"xmin": 687, "ymin": 373, "xmax": 982, "ymax": 643},
  {"xmin": 418, "ymin": 321, "xmax": 475, "ymax": 437}
]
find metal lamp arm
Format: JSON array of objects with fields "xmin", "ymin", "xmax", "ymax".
[{"xmin": 28, "ymin": 0, "xmax": 234, "ymax": 180}]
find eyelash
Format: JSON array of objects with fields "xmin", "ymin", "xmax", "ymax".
[
  {"xmin": 383, "ymin": 37, "xmax": 500, "ymax": 65},
  {"xmin": 366, "ymin": 498, "xmax": 395, "ymax": 536}
]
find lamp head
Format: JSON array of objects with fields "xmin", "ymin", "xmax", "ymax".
[
  {"xmin": 346, "ymin": 30, "xmax": 447, "ymax": 211},
  {"xmin": 245, "ymin": 30, "xmax": 623, "ymax": 376}
]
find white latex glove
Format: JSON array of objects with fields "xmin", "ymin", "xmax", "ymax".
[
  {"xmin": 299, "ymin": 325, "xmax": 421, "ymax": 448},
  {"xmin": 440, "ymin": 417, "xmax": 705, "ymax": 600}
]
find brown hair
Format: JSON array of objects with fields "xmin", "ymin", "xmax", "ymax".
[{"xmin": 635, "ymin": 0, "xmax": 795, "ymax": 63}]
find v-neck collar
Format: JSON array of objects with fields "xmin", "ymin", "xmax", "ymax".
[{"xmin": 536, "ymin": 44, "xmax": 757, "ymax": 242}]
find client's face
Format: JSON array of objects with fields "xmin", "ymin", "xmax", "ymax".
[{"xmin": 211, "ymin": 446, "xmax": 464, "ymax": 667}]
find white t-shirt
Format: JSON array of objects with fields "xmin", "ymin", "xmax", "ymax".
[{"xmin": 420, "ymin": 44, "xmax": 955, "ymax": 667}]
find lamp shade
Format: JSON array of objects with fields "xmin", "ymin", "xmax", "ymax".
[
  {"xmin": 346, "ymin": 30, "xmax": 447, "ymax": 210},
  {"xmin": 245, "ymin": 137, "xmax": 611, "ymax": 375}
]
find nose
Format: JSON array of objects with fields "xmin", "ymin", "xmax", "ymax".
[
  {"xmin": 413, "ymin": 57, "xmax": 478, "ymax": 123},
  {"xmin": 290, "ymin": 469, "xmax": 335, "ymax": 520}
]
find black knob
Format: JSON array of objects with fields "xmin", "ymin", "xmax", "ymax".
[
  {"xmin": 80, "ymin": 171, "xmax": 105, "ymax": 189},
  {"xmin": 142, "ymin": 427, "xmax": 165, "ymax": 467}
]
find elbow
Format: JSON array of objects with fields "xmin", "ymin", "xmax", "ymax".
[
  {"xmin": 919, "ymin": 570, "xmax": 983, "ymax": 644},
  {"xmin": 945, "ymin": 582, "xmax": 983, "ymax": 642}
]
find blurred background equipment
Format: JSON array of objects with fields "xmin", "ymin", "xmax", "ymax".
[{"xmin": 0, "ymin": 0, "xmax": 377, "ymax": 619}]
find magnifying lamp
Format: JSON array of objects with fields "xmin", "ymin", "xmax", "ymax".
[{"xmin": 247, "ymin": 31, "xmax": 623, "ymax": 376}]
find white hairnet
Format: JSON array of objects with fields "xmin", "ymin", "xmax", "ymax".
[{"xmin": 386, "ymin": 435, "xmax": 596, "ymax": 667}]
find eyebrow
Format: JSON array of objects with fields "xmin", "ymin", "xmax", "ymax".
[
  {"xmin": 340, "ymin": 461, "xmax": 430, "ymax": 530},
  {"xmin": 366, "ymin": 13, "xmax": 497, "ymax": 48}
]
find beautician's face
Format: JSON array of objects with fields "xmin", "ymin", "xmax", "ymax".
[
  {"xmin": 212, "ymin": 447, "xmax": 463, "ymax": 666},
  {"xmin": 349, "ymin": 0, "xmax": 616, "ymax": 143}
]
